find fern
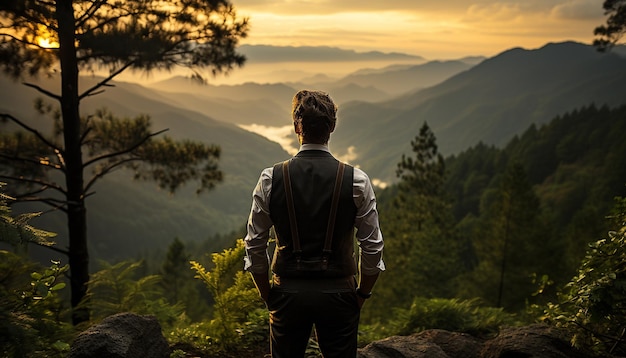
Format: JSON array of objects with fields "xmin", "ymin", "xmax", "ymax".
[{"xmin": 81, "ymin": 260, "xmax": 183, "ymax": 326}]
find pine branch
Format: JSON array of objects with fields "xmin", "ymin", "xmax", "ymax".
[
  {"xmin": 0, "ymin": 175, "xmax": 66, "ymax": 196},
  {"xmin": 21, "ymin": 82, "xmax": 62, "ymax": 101},
  {"xmin": 0, "ymin": 153, "xmax": 63, "ymax": 171},
  {"xmin": 78, "ymin": 61, "xmax": 134, "ymax": 100},
  {"xmin": 35, "ymin": 242, "xmax": 69, "ymax": 256},
  {"xmin": 76, "ymin": 0, "xmax": 108, "ymax": 28},
  {"xmin": 84, "ymin": 157, "xmax": 141, "ymax": 194},
  {"xmin": 83, "ymin": 128, "xmax": 168, "ymax": 167},
  {"xmin": 15, "ymin": 196, "xmax": 69, "ymax": 214},
  {"xmin": 0, "ymin": 113, "xmax": 63, "ymax": 165}
]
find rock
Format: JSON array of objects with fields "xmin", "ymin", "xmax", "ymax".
[
  {"xmin": 416, "ymin": 330, "xmax": 483, "ymax": 358},
  {"xmin": 480, "ymin": 324, "xmax": 590, "ymax": 358},
  {"xmin": 358, "ymin": 324, "xmax": 593, "ymax": 358},
  {"xmin": 358, "ymin": 334, "xmax": 449, "ymax": 358},
  {"xmin": 69, "ymin": 312, "xmax": 170, "ymax": 358}
]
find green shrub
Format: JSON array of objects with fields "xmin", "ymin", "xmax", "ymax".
[
  {"xmin": 0, "ymin": 251, "xmax": 72, "ymax": 358},
  {"xmin": 81, "ymin": 260, "xmax": 184, "ymax": 329},
  {"xmin": 388, "ymin": 297, "xmax": 517, "ymax": 338},
  {"xmin": 174, "ymin": 239, "xmax": 266, "ymax": 357},
  {"xmin": 543, "ymin": 196, "xmax": 626, "ymax": 356}
]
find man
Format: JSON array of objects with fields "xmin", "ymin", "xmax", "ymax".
[{"xmin": 244, "ymin": 90, "xmax": 385, "ymax": 357}]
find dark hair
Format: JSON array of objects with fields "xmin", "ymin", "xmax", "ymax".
[{"xmin": 292, "ymin": 90, "xmax": 337, "ymax": 143}]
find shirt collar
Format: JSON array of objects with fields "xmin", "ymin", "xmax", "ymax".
[{"xmin": 298, "ymin": 143, "xmax": 330, "ymax": 153}]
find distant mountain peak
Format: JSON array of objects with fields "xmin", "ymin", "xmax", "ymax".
[{"xmin": 237, "ymin": 44, "xmax": 424, "ymax": 63}]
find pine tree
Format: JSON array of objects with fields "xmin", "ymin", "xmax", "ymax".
[
  {"xmin": 160, "ymin": 237, "xmax": 210, "ymax": 321},
  {"xmin": 161, "ymin": 238, "xmax": 191, "ymax": 305},
  {"xmin": 462, "ymin": 163, "xmax": 553, "ymax": 310},
  {"xmin": 0, "ymin": 0, "xmax": 248, "ymax": 324},
  {"xmin": 372, "ymin": 123, "xmax": 462, "ymax": 319}
]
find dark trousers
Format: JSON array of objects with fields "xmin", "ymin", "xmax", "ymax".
[{"xmin": 268, "ymin": 276, "xmax": 360, "ymax": 358}]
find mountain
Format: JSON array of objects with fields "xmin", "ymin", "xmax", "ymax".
[
  {"xmin": 238, "ymin": 44, "xmax": 425, "ymax": 63},
  {"xmin": 330, "ymin": 41, "xmax": 626, "ymax": 184},
  {"xmin": 286, "ymin": 60, "xmax": 477, "ymax": 99},
  {"xmin": 334, "ymin": 60, "xmax": 476, "ymax": 95},
  {"xmin": 3, "ymin": 41, "xmax": 625, "ymax": 264},
  {"xmin": 0, "ymin": 75, "xmax": 290, "ymax": 262},
  {"xmin": 147, "ymin": 78, "xmax": 297, "ymax": 126}
]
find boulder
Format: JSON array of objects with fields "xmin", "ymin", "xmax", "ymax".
[
  {"xmin": 480, "ymin": 324, "xmax": 590, "ymax": 358},
  {"xmin": 69, "ymin": 312, "xmax": 170, "ymax": 358},
  {"xmin": 358, "ymin": 330, "xmax": 482, "ymax": 358},
  {"xmin": 358, "ymin": 324, "xmax": 592, "ymax": 358}
]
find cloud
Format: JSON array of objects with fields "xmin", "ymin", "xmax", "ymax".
[
  {"xmin": 334, "ymin": 145, "xmax": 358, "ymax": 164},
  {"xmin": 550, "ymin": 0, "xmax": 604, "ymax": 20},
  {"xmin": 235, "ymin": 0, "xmax": 605, "ymax": 59},
  {"xmin": 236, "ymin": 0, "xmax": 592, "ymax": 16},
  {"xmin": 239, "ymin": 124, "xmax": 298, "ymax": 155}
]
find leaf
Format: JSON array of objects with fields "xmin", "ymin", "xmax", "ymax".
[
  {"xmin": 31, "ymin": 272, "xmax": 42, "ymax": 280},
  {"xmin": 50, "ymin": 282, "xmax": 66, "ymax": 291}
]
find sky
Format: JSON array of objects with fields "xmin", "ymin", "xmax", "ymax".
[{"xmin": 233, "ymin": 0, "xmax": 607, "ymax": 59}]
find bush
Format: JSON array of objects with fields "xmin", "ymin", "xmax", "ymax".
[
  {"xmin": 543, "ymin": 196, "xmax": 626, "ymax": 356},
  {"xmin": 0, "ymin": 251, "xmax": 72, "ymax": 358},
  {"xmin": 361, "ymin": 296, "xmax": 517, "ymax": 344},
  {"xmin": 170, "ymin": 239, "xmax": 266, "ymax": 357}
]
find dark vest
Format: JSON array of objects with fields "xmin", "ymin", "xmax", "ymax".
[{"xmin": 270, "ymin": 150, "xmax": 357, "ymax": 278}]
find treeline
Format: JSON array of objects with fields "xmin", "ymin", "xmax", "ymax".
[{"xmin": 371, "ymin": 103, "xmax": 626, "ymax": 318}]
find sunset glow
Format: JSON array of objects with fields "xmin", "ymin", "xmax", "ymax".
[
  {"xmin": 236, "ymin": 0, "xmax": 606, "ymax": 59},
  {"xmin": 37, "ymin": 37, "xmax": 59, "ymax": 49},
  {"xmin": 34, "ymin": 24, "xmax": 59, "ymax": 49}
]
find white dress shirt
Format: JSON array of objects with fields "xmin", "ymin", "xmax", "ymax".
[{"xmin": 244, "ymin": 144, "xmax": 385, "ymax": 276}]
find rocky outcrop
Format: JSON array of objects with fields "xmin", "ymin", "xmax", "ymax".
[
  {"xmin": 69, "ymin": 312, "xmax": 170, "ymax": 358},
  {"xmin": 69, "ymin": 314, "xmax": 595, "ymax": 358},
  {"xmin": 358, "ymin": 324, "xmax": 592, "ymax": 358}
]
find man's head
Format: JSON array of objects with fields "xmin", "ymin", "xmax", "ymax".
[{"xmin": 291, "ymin": 90, "xmax": 337, "ymax": 144}]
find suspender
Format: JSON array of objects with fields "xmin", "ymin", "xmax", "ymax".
[{"xmin": 282, "ymin": 159, "xmax": 346, "ymax": 270}]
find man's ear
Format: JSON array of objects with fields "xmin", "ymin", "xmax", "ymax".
[
  {"xmin": 330, "ymin": 121, "xmax": 336, "ymax": 133},
  {"xmin": 294, "ymin": 121, "xmax": 302, "ymax": 135}
]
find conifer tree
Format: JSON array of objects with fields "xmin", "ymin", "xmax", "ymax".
[
  {"xmin": 463, "ymin": 163, "xmax": 552, "ymax": 310},
  {"xmin": 0, "ymin": 0, "xmax": 248, "ymax": 324},
  {"xmin": 162, "ymin": 237, "xmax": 191, "ymax": 305},
  {"xmin": 374, "ymin": 123, "xmax": 462, "ymax": 318}
]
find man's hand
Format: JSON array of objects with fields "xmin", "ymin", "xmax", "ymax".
[{"xmin": 251, "ymin": 272, "xmax": 271, "ymax": 304}]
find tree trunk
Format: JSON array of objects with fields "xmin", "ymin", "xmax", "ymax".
[{"xmin": 57, "ymin": 0, "xmax": 90, "ymax": 325}]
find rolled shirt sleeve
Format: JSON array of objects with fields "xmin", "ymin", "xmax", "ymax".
[
  {"xmin": 243, "ymin": 167, "xmax": 274, "ymax": 274},
  {"xmin": 353, "ymin": 167, "xmax": 385, "ymax": 275}
]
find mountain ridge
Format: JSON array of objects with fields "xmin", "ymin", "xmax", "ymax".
[
  {"xmin": 3, "ymin": 41, "xmax": 625, "ymax": 263},
  {"xmin": 330, "ymin": 41, "xmax": 626, "ymax": 184}
]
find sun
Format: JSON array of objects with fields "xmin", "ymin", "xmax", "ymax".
[
  {"xmin": 37, "ymin": 37, "xmax": 59, "ymax": 49},
  {"xmin": 34, "ymin": 24, "xmax": 59, "ymax": 48}
]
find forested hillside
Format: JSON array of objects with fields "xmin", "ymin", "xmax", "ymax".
[
  {"xmin": 372, "ymin": 104, "xmax": 626, "ymax": 319},
  {"xmin": 0, "ymin": 75, "xmax": 290, "ymax": 265}
]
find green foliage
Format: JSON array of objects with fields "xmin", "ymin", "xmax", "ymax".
[
  {"xmin": 82, "ymin": 260, "xmax": 184, "ymax": 329},
  {"xmin": 457, "ymin": 163, "xmax": 557, "ymax": 311},
  {"xmin": 0, "ymin": 182, "xmax": 56, "ymax": 247},
  {"xmin": 0, "ymin": 0, "xmax": 249, "ymax": 325},
  {"xmin": 161, "ymin": 237, "xmax": 211, "ymax": 321},
  {"xmin": 444, "ymin": 104, "xmax": 626, "ymax": 312},
  {"xmin": 372, "ymin": 122, "xmax": 463, "ymax": 319},
  {"xmin": 0, "ymin": 251, "xmax": 72, "ymax": 358},
  {"xmin": 173, "ymin": 239, "xmax": 265, "ymax": 356},
  {"xmin": 359, "ymin": 297, "xmax": 517, "ymax": 346},
  {"xmin": 543, "ymin": 196, "xmax": 626, "ymax": 356},
  {"xmin": 392, "ymin": 297, "xmax": 517, "ymax": 337}
]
